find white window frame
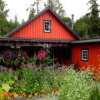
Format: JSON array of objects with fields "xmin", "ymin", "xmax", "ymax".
[
  {"xmin": 81, "ymin": 49, "xmax": 88, "ymax": 61},
  {"xmin": 44, "ymin": 20, "xmax": 51, "ymax": 32}
]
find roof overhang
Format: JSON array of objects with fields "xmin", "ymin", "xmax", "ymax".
[
  {"xmin": 72, "ymin": 39, "xmax": 100, "ymax": 44},
  {"xmin": 0, "ymin": 38, "xmax": 70, "ymax": 47}
]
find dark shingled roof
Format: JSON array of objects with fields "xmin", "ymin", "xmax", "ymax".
[
  {"xmin": 0, "ymin": 37, "xmax": 70, "ymax": 44},
  {"xmin": 1, "ymin": 37, "xmax": 100, "ymax": 45},
  {"xmin": 72, "ymin": 39, "xmax": 100, "ymax": 44}
]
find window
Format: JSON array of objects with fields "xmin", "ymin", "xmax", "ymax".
[
  {"xmin": 44, "ymin": 20, "xmax": 51, "ymax": 32},
  {"xmin": 81, "ymin": 48, "xmax": 88, "ymax": 61}
]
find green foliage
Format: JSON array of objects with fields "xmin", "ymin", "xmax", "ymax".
[
  {"xmin": 44, "ymin": 55, "xmax": 53, "ymax": 66},
  {"xmin": 74, "ymin": 0, "xmax": 100, "ymax": 38},
  {"xmin": 27, "ymin": 0, "xmax": 66, "ymax": 20},
  {"xmin": 0, "ymin": 0, "xmax": 20, "ymax": 36},
  {"xmin": 90, "ymin": 86, "xmax": 100, "ymax": 100},
  {"xmin": 0, "ymin": 0, "xmax": 8, "ymax": 17},
  {"xmin": 7, "ymin": 16, "xmax": 20, "ymax": 34},
  {"xmin": 74, "ymin": 15, "xmax": 90, "ymax": 38},
  {"xmin": 62, "ymin": 16, "xmax": 72, "ymax": 28},
  {"xmin": 2, "ymin": 84, "xmax": 10, "ymax": 92},
  {"xmin": 0, "ymin": 72, "xmax": 14, "ymax": 93},
  {"xmin": 0, "ymin": 67, "xmax": 99, "ymax": 100},
  {"xmin": 10, "ymin": 67, "xmax": 100, "ymax": 100},
  {"xmin": 88, "ymin": 0, "xmax": 100, "ymax": 37},
  {"xmin": 0, "ymin": 18, "xmax": 20, "ymax": 36},
  {"xmin": 12, "ymin": 68, "xmax": 35, "ymax": 94},
  {"xmin": 28, "ymin": 56, "xmax": 37, "ymax": 64},
  {"xmin": 59, "ymin": 68, "xmax": 100, "ymax": 100},
  {"xmin": 27, "ymin": 51, "xmax": 53, "ymax": 67},
  {"xmin": 0, "ymin": 0, "xmax": 8, "ymax": 36},
  {"xmin": 11, "ymin": 68, "xmax": 58, "ymax": 94}
]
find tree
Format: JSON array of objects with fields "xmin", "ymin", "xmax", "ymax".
[
  {"xmin": 74, "ymin": 0, "xmax": 100, "ymax": 39},
  {"xmin": 74, "ymin": 15, "xmax": 90, "ymax": 38},
  {"xmin": 0, "ymin": 0, "xmax": 9, "ymax": 36},
  {"xmin": 27, "ymin": 0, "xmax": 72, "ymax": 29},
  {"xmin": 62, "ymin": 16, "xmax": 72, "ymax": 28},
  {"xmin": 27, "ymin": 0, "xmax": 42, "ymax": 20},
  {"xmin": 27, "ymin": 3, "xmax": 36, "ymax": 20},
  {"xmin": 7, "ymin": 16, "xmax": 20, "ymax": 33},
  {"xmin": 27, "ymin": 0, "xmax": 65, "ymax": 19},
  {"xmin": 44, "ymin": 0, "xmax": 65, "ymax": 17},
  {"xmin": 0, "ymin": 0, "xmax": 8, "ymax": 18},
  {"xmin": 0, "ymin": 0, "xmax": 20, "ymax": 36},
  {"xmin": 88, "ymin": 0, "xmax": 100, "ymax": 37}
]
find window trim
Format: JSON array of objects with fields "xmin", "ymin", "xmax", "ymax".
[
  {"xmin": 81, "ymin": 48, "xmax": 89, "ymax": 61},
  {"xmin": 43, "ymin": 20, "xmax": 51, "ymax": 33}
]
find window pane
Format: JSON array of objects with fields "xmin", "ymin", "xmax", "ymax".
[
  {"xmin": 44, "ymin": 20, "xmax": 51, "ymax": 32},
  {"xmin": 81, "ymin": 49, "xmax": 88, "ymax": 61}
]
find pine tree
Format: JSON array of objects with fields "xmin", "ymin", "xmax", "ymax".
[
  {"xmin": 0, "ymin": 0, "xmax": 20, "ymax": 36},
  {"xmin": 74, "ymin": 15, "xmax": 90, "ymax": 38},
  {"xmin": 0, "ymin": 0, "xmax": 9, "ymax": 36},
  {"xmin": 88, "ymin": 0, "xmax": 100, "ymax": 37},
  {"xmin": 7, "ymin": 16, "xmax": 20, "ymax": 33},
  {"xmin": 74, "ymin": 0, "xmax": 100, "ymax": 39}
]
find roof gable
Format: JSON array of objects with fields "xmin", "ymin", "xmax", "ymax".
[{"xmin": 6, "ymin": 8, "xmax": 79, "ymax": 41}]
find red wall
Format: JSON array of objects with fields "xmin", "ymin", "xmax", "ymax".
[
  {"xmin": 72, "ymin": 43, "xmax": 100, "ymax": 73},
  {"xmin": 11, "ymin": 10, "xmax": 76, "ymax": 41}
]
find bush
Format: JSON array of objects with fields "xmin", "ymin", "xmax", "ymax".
[
  {"xmin": 11, "ymin": 68, "xmax": 59, "ymax": 95},
  {"xmin": 59, "ymin": 68, "xmax": 99, "ymax": 100},
  {"xmin": 1, "ymin": 50, "xmax": 23, "ymax": 67},
  {"xmin": 90, "ymin": 85, "xmax": 100, "ymax": 100},
  {"xmin": 0, "ymin": 67, "xmax": 99, "ymax": 100}
]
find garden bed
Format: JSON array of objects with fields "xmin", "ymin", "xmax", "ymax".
[{"xmin": 0, "ymin": 67, "xmax": 100, "ymax": 100}]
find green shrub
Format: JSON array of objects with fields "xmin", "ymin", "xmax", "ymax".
[
  {"xmin": 11, "ymin": 68, "xmax": 59, "ymax": 94},
  {"xmin": 90, "ymin": 86, "xmax": 100, "ymax": 100},
  {"xmin": 12, "ymin": 68, "xmax": 35, "ymax": 94},
  {"xmin": 0, "ymin": 72, "xmax": 14, "ymax": 93},
  {"xmin": 0, "ymin": 66, "xmax": 99, "ymax": 100},
  {"xmin": 1, "ymin": 50, "xmax": 23, "ymax": 67},
  {"xmin": 28, "ymin": 56, "xmax": 37, "ymax": 64},
  {"xmin": 59, "ymin": 68, "xmax": 98, "ymax": 100}
]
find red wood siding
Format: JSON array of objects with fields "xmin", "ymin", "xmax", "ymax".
[
  {"xmin": 11, "ymin": 10, "xmax": 76, "ymax": 41},
  {"xmin": 72, "ymin": 44, "xmax": 100, "ymax": 73}
]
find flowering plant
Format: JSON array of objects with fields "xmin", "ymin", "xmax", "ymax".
[{"xmin": 37, "ymin": 49, "xmax": 47, "ymax": 61}]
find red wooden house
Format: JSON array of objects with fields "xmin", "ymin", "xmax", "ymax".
[{"xmin": 0, "ymin": 8, "xmax": 100, "ymax": 72}]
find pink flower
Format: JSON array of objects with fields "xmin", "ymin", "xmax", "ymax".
[{"xmin": 37, "ymin": 49, "xmax": 47, "ymax": 61}]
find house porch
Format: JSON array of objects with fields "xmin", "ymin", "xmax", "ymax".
[{"xmin": 0, "ymin": 38, "xmax": 72, "ymax": 69}]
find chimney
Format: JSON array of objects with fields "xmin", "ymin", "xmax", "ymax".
[{"xmin": 71, "ymin": 14, "xmax": 74, "ymax": 30}]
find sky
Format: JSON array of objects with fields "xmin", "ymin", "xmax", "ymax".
[{"xmin": 4, "ymin": 0, "xmax": 100, "ymax": 23}]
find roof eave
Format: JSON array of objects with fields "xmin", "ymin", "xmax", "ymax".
[{"xmin": 72, "ymin": 39, "xmax": 100, "ymax": 44}]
